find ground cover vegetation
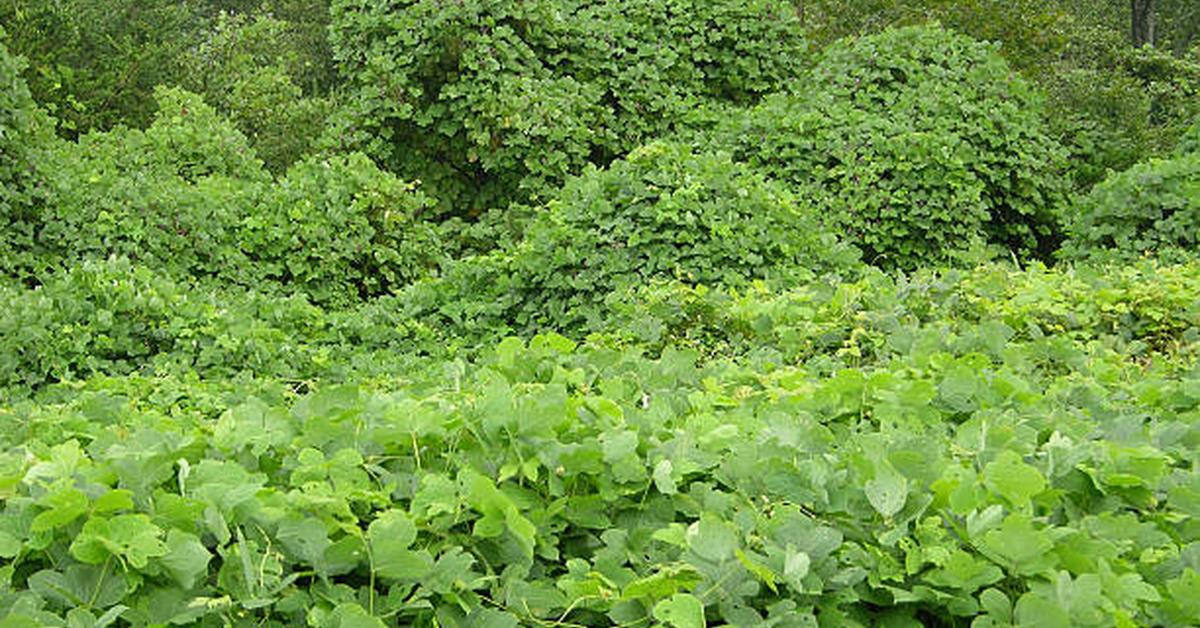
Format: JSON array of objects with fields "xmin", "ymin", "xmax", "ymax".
[{"xmin": 1, "ymin": 1, "xmax": 1200, "ymax": 625}]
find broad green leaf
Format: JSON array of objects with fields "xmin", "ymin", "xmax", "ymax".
[
  {"xmin": 31, "ymin": 486, "xmax": 89, "ymax": 532},
  {"xmin": 368, "ymin": 510, "xmax": 430, "ymax": 580},
  {"xmin": 865, "ymin": 472, "xmax": 907, "ymax": 518},
  {"xmin": 70, "ymin": 514, "xmax": 167, "ymax": 568},
  {"xmin": 653, "ymin": 459, "xmax": 677, "ymax": 495},
  {"xmin": 92, "ymin": 489, "xmax": 134, "ymax": 514},
  {"xmin": 983, "ymin": 451, "xmax": 1046, "ymax": 510},
  {"xmin": 687, "ymin": 514, "xmax": 737, "ymax": 563},
  {"xmin": 159, "ymin": 529, "xmax": 211, "ymax": 589},
  {"xmin": 652, "ymin": 593, "xmax": 706, "ymax": 628}
]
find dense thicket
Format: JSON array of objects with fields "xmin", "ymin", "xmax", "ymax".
[
  {"xmin": 18, "ymin": 87, "xmax": 441, "ymax": 306},
  {"xmin": 326, "ymin": 0, "xmax": 808, "ymax": 217},
  {"xmin": 3, "ymin": 2, "xmax": 1200, "ymax": 626},
  {"xmin": 702, "ymin": 25, "xmax": 1068, "ymax": 268},
  {"xmin": 1061, "ymin": 152, "xmax": 1200, "ymax": 263},
  {"xmin": 0, "ymin": 31, "xmax": 56, "ymax": 280}
]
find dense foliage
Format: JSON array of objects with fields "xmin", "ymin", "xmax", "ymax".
[
  {"xmin": 704, "ymin": 25, "xmax": 1068, "ymax": 268},
  {"xmin": 4, "ymin": 1, "xmax": 1200, "ymax": 626},
  {"xmin": 327, "ymin": 0, "xmax": 808, "ymax": 217},
  {"xmin": 3, "ymin": 263, "xmax": 1200, "ymax": 626},
  {"xmin": 1061, "ymin": 152, "xmax": 1200, "ymax": 263},
  {"xmin": 0, "ymin": 30, "xmax": 56, "ymax": 280},
  {"xmin": 508, "ymin": 142, "xmax": 859, "ymax": 329},
  {"xmin": 21, "ymin": 88, "xmax": 441, "ymax": 306}
]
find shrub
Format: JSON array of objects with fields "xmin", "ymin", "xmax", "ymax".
[
  {"xmin": 508, "ymin": 141, "xmax": 859, "ymax": 330},
  {"xmin": 180, "ymin": 12, "xmax": 332, "ymax": 172},
  {"xmin": 0, "ymin": 258, "xmax": 350, "ymax": 392},
  {"xmin": 0, "ymin": 0, "xmax": 199, "ymax": 135},
  {"xmin": 716, "ymin": 25, "xmax": 1069, "ymax": 268},
  {"xmin": 0, "ymin": 33, "xmax": 56, "ymax": 280},
  {"xmin": 31, "ymin": 89, "xmax": 442, "ymax": 305},
  {"xmin": 0, "ymin": 259, "xmax": 192, "ymax": 390},
  {"xmin": 32, "ymin": 88, "xmax": 269, "ymax": 281},
  {"xmin": 248, "ymin": 153, "xmax": 445, "ymax": 307},
  {"xmin": 327, "ymin": 0, "xmax": 808, "ymax": 218},
  {"xmin": 1175, "ymin": 116, "xmax": 1200, "ymax": 155},
  {"xmin": 1060, "ymin": 153, "xmax": 1200, "ymax": 264},
  {"xmin": 1042, "ymin": 25, "xmax": 1200, "ymax": 191}
]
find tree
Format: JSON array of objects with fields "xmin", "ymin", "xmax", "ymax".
[{"xmin": 1132, "ymin": 0, "xmax": 1156, "ymax": 47}]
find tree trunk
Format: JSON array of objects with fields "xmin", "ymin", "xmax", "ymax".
[{"xmin": 1132, "ymin": 0, "xmax": 1157, "ymax": 47}]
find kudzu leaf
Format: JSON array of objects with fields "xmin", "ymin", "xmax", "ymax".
[
  {"xmin": 160, "ymin": 529, "xmax": 211, "ymax": 589},
  {"xmin": 329, "ymin": 602, "xmax": 386, "ymax": 628},
  {"xmin": 983, "ymin": 451, "xmax": 1045, "ymax": 510},
  {"xmin": 652, "ymin": 593, "xmax": 706, "ymax": 628},
  {"xmin": 31, "ymin": 486, "xmax": 88, "ymax": 532},
  {"xmin": 92, "ymin": 489, "xmax": 134, "ymax": 514},
  {"xmin": 0, "ymin": 531, "xmax": 19, "ymax": 559},
  {"xmin": 622, "ymin": 565, "xmax": 702, "ymax": 600},
  {"xmin": 653, "ymin": 460, "xmax": 677, "ymax": 495},
  {"xmin": 687, "ymin": 514, "xmax": 737, "ymax": 563},
  {"xmin": 865, "ymin": 472, "xmax": 907, "ymax": 518},
  {"xmin": 368, "ymin": 510, "xmax": 431, "ymax": 580},
  {"xmin": 70, "ymin": 514, "xmax": 167, "ymax": 568}
]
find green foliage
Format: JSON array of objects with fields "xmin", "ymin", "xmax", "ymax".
[
  {"xmin": 247, "ymin": 153, "xmax": 444, "ymax": 306},
  {"xmin": 1043, "ymin": 24, "xmax": 1200, "ymax": 190},
  {"xmin": 6, "ymin": 5, "xmax": 1200, "ymax": 626},
  {"xmin": 0, "ymin": 0, "xmax": 200, "ymax": 135},
  {"xmin": 25, "ymin": 88, "xmax": 441, "ymax": 305},
  {"xmin": 1175, "ymin": 116, "xmax": 1200, "ymax": 154},
  {"xmin": 0, "ymin": 32, "xmax": 57, "ymax": 280},
  {"xmin": 180, "ymin": 11, "xmax": 332, "ymax": 172},
  {"xmin": 1061, "ymin": 152, "xmax": 1200, "ymax": 263},
  {"xmin": 798, "ymin": 0, "xmax": 1071, "ymax": 73},
  {"xmin": 402, "ymin": 142, "xmax": 858, "ymax": 337},
  {"xmin": 713, "ymin": 25, "xmax": 1068, "ymax": 268},
  {"xmin": 1, "ymin": 259, "xmax": 1199, "ymax": 624},
  {"xmin": 327, "ymin": 0, "xmax": 808, "ymax": 217},
  {"xmin": 31, "ymin": 87, "xmax": 270, "ymax": 281},
  {"xmin": 511, "ymin": 142, "xmax": 858, "ymax": 326},
  {"xmin": 0, "ymin": 259, "xmax": 311, "ymax": 391}
]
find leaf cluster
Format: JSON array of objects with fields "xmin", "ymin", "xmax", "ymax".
[
  {"xmin": 326, "ymin": 0, "xmax": 808, "ymax": 217},
  {"xmin": 702, "ymin": 25, "xmax": 1069, "ymax": 269}
]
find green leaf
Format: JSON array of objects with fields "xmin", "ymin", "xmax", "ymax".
[
  {"xmin": 653, "ymin": 459, "xmax": 677, "ymax": 495},
  {"xmin": 865, "ymin": 471, "xmax": 908, "ymax": 518},
  {"xmin": 0, "ymin": 531, "xmax": 21, "ymax": 559},
  {"xmin": 70, "ymin": 514, "xmax": 167, "ymax": 568},
  {"xmin": 652, "ymin": 593, "xmax": 706, "ymax": 628},
  {"xmin": 622, "ymin": 565, "xmax": 702, "ymax": 601},
  {"xmin": 368, "ymin": 509, "xmax": 431, "ymax": 580},
  {"xmin": 983, "ymin": 451, "xmax": 1046, "ymax": 510},
  {"xmin": 159, "ymin": 529, "xmax": 211, "ymax": 589},
  {"xmin": 329, "ymin": 602, "xmax": 386, "ymax": 628},
  {"xmin": 31, "ymin": 486, "xmax": 89, "ymax": 532},
  {"xmin": 92, "ymin": 489, "xmax": 134, "ymax": 514},
  {"xmin": 686, "ymin": 514, "xmax": 737, "ymax": 563}
]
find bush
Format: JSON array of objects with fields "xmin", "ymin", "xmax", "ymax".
[
  {"xmin": 506, "ymin": 141, "xmax": 859, "ymax": 330},
  {"xmin": 248, "ymin": 153, "xmax": 445, "ymax": 307},
  {"xmin": 30, "ymin": 89, "xmax": 442, "ymax": 305},
  {"xmin": 1060, "ymin": 153, "xmax": 1200, "ymax": 263},
  {"xmin": 0, "ymin": 259, "xmax": 196, "ymax": 390},
  {"xmin": 0, "ymin": 33, "xmax": 56, "ymax": 280},
  {"xmin": 714, "ymin": 25, "xmax": 1068, "ymax": 268},
  {"xmin": 0, "ymin": 0, "xmax": 200, "ymax": 135},
  {"xmin": 327, "ymin": 0, "xmax": 808, "ymax": 218},
  {"xmin": 32, "ymin": 88, "xmax": 270, "ymax": 281},
  {"xmin": 0, "ymin": 258, "xmax": 363, "ymax": 392},
  {"xmin": 1175, "ymin": 116, "xmax": 1200, "ymax": 155},
  {"xmin": 180, "ymin": 11, "xmax": 332, "ymax": 172},
  {"xmin": 1042, "ymin": 25, "xmax": 1200, "ymax": 191}
]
